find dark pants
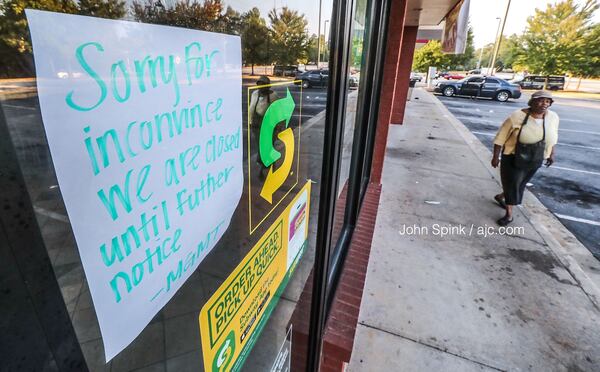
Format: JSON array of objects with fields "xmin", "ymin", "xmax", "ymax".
[{"xmin": 500, "ymin": 154, "xmax": 540, "ymax": 205}]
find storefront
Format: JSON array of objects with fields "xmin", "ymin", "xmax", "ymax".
[{"xmin": 0, "ymin": 0, "xmax": 463, "ymax": 370}]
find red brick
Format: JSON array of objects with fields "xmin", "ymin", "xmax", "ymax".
[
  {"xmin": 337, "ymin": 291, "xmax": 362, "ymax": 306},
  {"xmin": 391, "ymin": 26, "xmax": 418, "ymax": 124}
]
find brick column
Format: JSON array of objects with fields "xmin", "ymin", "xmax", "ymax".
[
  {"xmin": 391, "ymin": 26, "xmax": 418, "ymax": 124},
  {"xmin": 370, "ymin": 0, "xmax": 408, "ymax": 185}
]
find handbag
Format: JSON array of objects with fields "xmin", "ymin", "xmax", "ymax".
[{"xmin": 514, "ymin": 112, "xmax": 545, "ymax": 169}]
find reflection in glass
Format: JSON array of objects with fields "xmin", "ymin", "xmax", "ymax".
[
  {"xmin": 329, "ymin": 0, "xmax": 369, "ymax": 256},
  {"xmin": 0, "ymin": 0, "xmax": 334, "ymax": 370}
]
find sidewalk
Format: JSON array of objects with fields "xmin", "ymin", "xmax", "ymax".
[{"xmin": 347, "ymin": 88, "xmax": 600, "ymax": 371}]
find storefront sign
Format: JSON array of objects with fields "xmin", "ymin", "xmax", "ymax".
[
  {"xmin": 247, "ymin": 81, "xmax": 302, "ymax": 234},
  {"xmin": 441, "ymin": 0, "xmax": 471, "ymax": 54},
  {"xmin": 26, "ymin": 10, "xmax": 242, "ymax": 361},
  {"xmin": 199, "ymin": 182, "xmax": 310, "ymax": 372}
]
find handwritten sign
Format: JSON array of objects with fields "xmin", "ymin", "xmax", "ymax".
[{"xmin": 26, "ymin": 10, "xmax": 243, "ymax": 361}]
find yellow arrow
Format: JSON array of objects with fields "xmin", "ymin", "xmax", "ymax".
[{"xmin": 260, "ymin": 128, "xmax": 294, "ymax": 203}]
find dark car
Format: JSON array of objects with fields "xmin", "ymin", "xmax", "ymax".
[
  {"xmin": 434, "ymin": 76, "xmax": 522, "ymax": 102},
  {"xmin": 273, "ymin": 65, "xmax": 302, "ymax": 77},
  {"xmin": 517, "ymin": 75, "xmax": 565, "ymax": 90},
  {"xmin": 294, "ymin": 69, "xmax": 329, "ymax": 88}
]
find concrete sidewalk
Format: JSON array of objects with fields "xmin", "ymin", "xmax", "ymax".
[{"xmin": 348, "ymin": 89, "xmax": 600, "ymax": 371}]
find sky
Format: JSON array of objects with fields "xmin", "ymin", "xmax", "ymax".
[
  {"xmin": 223, "ymin": 0, "xmax": 333, "ymax": 36},
  {"xmin": 469, "ymin": 0, "xmax": 600, "ymax": 48},
  {"xmin": 201, "ymin": 0, "xmax": 599, "ymax": 49}
]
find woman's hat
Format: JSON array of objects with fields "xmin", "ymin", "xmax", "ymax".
[
  {"xmin": 531, "ymin": 90, "xmax": 553, "ymax": 100},
  {"xmin": 528, "ymin": 90, "xmax": 554, "ymax": 106},
  {"xmin": 256, "ymin": 75, "xmax": 271, "ymax": 85}
]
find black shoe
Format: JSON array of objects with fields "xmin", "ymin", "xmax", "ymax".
[{"xmin": 497, "ymin": 216, "xmax": 513, "ymax": 226}]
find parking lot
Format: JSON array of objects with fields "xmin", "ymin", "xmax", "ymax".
[{"xmin": 435, "ymin": 92, "xmax": 600, "ymax": 259}]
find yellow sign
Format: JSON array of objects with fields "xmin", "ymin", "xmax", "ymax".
[
  {"xmin": 199, "ymin": 181, "xmax": 311, "ymax": 372},
  {"xmin": 260, "ymin": 127, "xmax": 295, "ymax": 203},
  {"xmin": 247, "ymin": 81, "xmax": 302, "ymax": 234}
]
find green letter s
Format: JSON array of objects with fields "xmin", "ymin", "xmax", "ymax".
[{"xmin": 65, "ymin": 42, "xmax": 107, "ymax": 112}]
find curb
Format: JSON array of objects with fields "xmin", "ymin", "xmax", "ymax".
[{"xmin": 423, "ymin": 88, "xmax": 600, "ymax": 310}]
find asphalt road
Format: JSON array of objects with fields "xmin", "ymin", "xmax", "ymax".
[{"xmin": 435, "ymin": 92, "xmax": 600, "ymax": 259}]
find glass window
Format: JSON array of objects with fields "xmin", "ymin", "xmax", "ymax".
[
  {"xmin": 0, "ymin": 0, "xmax": 335, "ymax": 370},
  {"xmin": 468, "ymin": 77, "xmax": 484, "ymax": 83},
  {"xmin": 329, "ymin": 0, "xmax": 370, "ymax": 259}
]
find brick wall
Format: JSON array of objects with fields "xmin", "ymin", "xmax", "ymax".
[
  {"xmin": 288, "ymin": 183, "xmax": 382, "ymax": 371},
  {"xmin": 391, "ymin": 26, "xmax": 419, "ymax": 124},
  {"xmin": 320, "ymin": 183, "xmax": 382, "ymax": 371},
  {"xmin": 370, "ymin": 0, "xmax": 408, "ymax": 184}
]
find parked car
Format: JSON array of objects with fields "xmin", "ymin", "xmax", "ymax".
[
  {"xmin": 434, "ymin": 76, "xmax": 522, "ymax": 102},
  {"xmin": 435, "ymin": 71, "xmax": 465, "ymax": 80},
  {"xmin": 295, "ymin": 69, "xmax": 329, "ymax": 88},
  {"xmin": 516, "ymin": 75, "xmax": 565, "ymax": 90},
  {"xmin": 410, "ymin": 72, "xmax": 422, "ymax": 82},
  {"xmin": 467, "ymin": 69, "xmax": 481, "ymax": 75},
  {"xmin": 273, "ymin": 65, "xmax": 302, "ymax": 77},
  {"xmin": 348, "ymin": 73, "xmax": 360, "ymax": 89}
]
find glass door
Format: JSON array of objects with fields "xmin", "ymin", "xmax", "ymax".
[{"xmin": 0, "ymin": 0, "xmax": 336, "ymax": 370}]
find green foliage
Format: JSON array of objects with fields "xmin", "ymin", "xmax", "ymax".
[
  {"xmin": 132, "ymin": 0, "xmax": 241, "ymax": 35},
  {"xmin": 240, "ymin": 8, "xmax": 268, "ymax": 74},
  {"xmin": 412, "ymin": 28, "xmax": 475, "ymax": 72},
  {"xmin": 0, "ymin": 0, "xmax": 126, "ymax": 76},
  {"xmin": 350, "ymin": 32, "xmax": 364, "ymax": 69},
  {"xmin": 514, "ymin": 0, "xmax": 599, "ymax": 76},
  {"xmin": 268, "ymin": 7, "xmax": 309, "ymax": 65},
  {"xmin": 473, "ymin": 34, "xmax": 522, "ymax": 71},
  {"xmin": 570, "ymin": 19, "xmax": 600, "ymax": 77},
  {"xmin": 78, "ymin": 0, "xmax": 125, "ymax": 19},
  {"xmin": 412, "ymin": 41, "xmax": 447, "ymax": 72},
  {"xmin": 307, "ymin": 34, "xmax": 329, "ymax": 64},
  {"xmin": 579, "ymin": 23, "xmax": 600, "ymax": 77}
]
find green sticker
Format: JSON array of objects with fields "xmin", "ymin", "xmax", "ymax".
[{"xmin": 259, "ymin": 88, "xmax": 295, "ymax": 167}]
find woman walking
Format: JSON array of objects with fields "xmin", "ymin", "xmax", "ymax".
[{"xmin": 491, "ymin": 90, "xmax": 560, "ymax": 226}]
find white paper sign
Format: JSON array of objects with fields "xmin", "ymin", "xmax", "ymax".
[{"xmin": 26, "ymin": 10, "xmax": 243, "ymax": 361}]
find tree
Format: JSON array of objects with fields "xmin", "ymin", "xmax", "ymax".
[
  {"xmin": 413, "ymin": 27, "xmax": 475, "ymax": 72},
  {"xmin": 240, "ymin": 8, "xmax": 269, "ymax": 74},
  {"xmin": 514, "ymin": 0, "xmax": 599, "ymax": 76},
  {"xmin": 570, "ymin": 22, "xmax": 600, "ymax": 80},
  {"xmin": 499, "ymin": 34, "xmax": 522, "ymax": 70},
  {"xmin": 78, "ymin": 0, "xmax": 126, "ymax": 19},
  {"xmin": 132, "ymin": 0, "xmax": 241, "ymax": 35},
  {"xmin": 268, "ymin": 7, "xmax": 309, "ymax": 65},
  {"xmin": 350, "ymin": 33, "xmax": 364, "ymax": 69},
  {"xmin": 307, "ymin": 34, "xmax": 328, "ymax": 64},
  {"xmin": 211, "ymin": 5, "xmax": 242, "ymax": 35},
  {"xmin": 412, "ymin": 41, "xmax": 447, "ymax": 72},
  {"xmin": 412, "ymin": 27, "xmax": 475, "ymax": 72},
  {"xmin": 473, "ymin": 43, "xmax": 494, "ymax": 69},
  {"xmin": 473, "ymin": 34, "xmax": 522, "ymax": 71},
  {"xmin": 0, "ymin": 0, "xmax": 125, "ymax": 77}
]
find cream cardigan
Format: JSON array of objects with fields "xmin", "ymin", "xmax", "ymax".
[{"xmin": 493, "ymin": 109, "xmax": 559, "ymax": 159}]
